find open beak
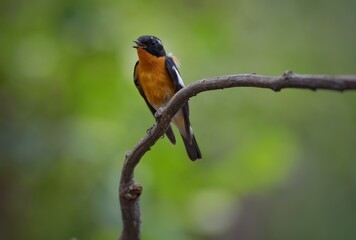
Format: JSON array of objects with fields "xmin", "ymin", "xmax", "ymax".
[{"xmin": 133, "ymin": 40, "xmax": 146, "ymax": 49}]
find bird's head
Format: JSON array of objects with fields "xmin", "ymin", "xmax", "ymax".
[{"xmin": 133, "ymin": 35, "xmax": 166, "ymax": 57}]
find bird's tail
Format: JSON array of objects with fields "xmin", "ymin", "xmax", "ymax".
[
  {"xmin": 172, "ymin": 109, "xmax": 202, "ymax": 161},
  {"xmin": 181, "ymin": 133, "xmax": 202, "ymax": 161}
]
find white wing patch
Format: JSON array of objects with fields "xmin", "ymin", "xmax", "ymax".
[{"xmin": 172, "ymin": 66, "xmax": 185, "ymax": 87}]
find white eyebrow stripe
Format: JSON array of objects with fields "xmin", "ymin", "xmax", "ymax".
[{"xmin": 172, "ymin": 66, "xmax": 185, "ymax": 87}]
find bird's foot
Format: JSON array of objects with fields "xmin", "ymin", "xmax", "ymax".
[
  {"xmin": 146, "ymin": 124, "xmax": 155, "ymax": 134},
  {"xmin": 154, "ymin": 107, "xmax": 163, "ymax": 119}
]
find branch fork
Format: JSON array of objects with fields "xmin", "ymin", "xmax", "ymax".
[{"xmin": 119, "ymin": 72, "xmax": 356, "ymax": 240}]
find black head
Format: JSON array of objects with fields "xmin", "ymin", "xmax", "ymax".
[{"xmin": 133, "ymin": 35, "xmax": 166, "ymax": 57}]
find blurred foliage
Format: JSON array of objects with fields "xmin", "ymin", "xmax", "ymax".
[{"xmin": 1, "ymin": 0, "xmax": 356, "ymax": 239}]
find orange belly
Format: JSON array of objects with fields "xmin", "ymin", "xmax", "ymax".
[{"xmin": 137, "ymin": 51, "xmax": 175, "ymax": 109}]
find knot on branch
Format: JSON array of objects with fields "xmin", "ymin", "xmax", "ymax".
[
  {"xmin": 283, "ymin": 70, "xmax": 294, "ymax": 79},
  {"xmin": 121, "ymin": 182, "xmax": 142, "ymax": 200},
  {"xmin": 272, "ymin": 70, "xmax": 295, "ymax": 92}
]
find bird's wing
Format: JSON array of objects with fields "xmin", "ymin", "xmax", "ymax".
[
  {"xmin": 165, "ymin": 56, "xmax": 185, "ymax": 91},
  {"xmin": 133, "ymin": 61, "xmax": 156, "ymax": 116},
  {"xmin": 134, "ymin": 61, "xmax": 176, "ymax": 144},
  {"xmin": 165, "ymin": 56, "xmax": 191, "ymax": 139}
]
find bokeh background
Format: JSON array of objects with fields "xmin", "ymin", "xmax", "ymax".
[{"xmin": 1, "ymin": 0, "xmax": 356, "ymax": 239}]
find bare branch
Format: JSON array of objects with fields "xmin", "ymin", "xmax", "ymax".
[{"xmin": 119, "ymin": 72, "xmax": 356, "ymax": 240}]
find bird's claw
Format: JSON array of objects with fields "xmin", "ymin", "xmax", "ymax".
[
  {"xmin": 146, "ymin": 124, "xmax": 155, "ymax": 134},
  {"xmin": 154, "ymin": 108, "xmax": 163, "ymax": 119}
]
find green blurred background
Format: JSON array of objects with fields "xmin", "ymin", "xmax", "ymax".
[{"xmin": 1, "ymin": 0, "xmax": 356, "ymax": 239}]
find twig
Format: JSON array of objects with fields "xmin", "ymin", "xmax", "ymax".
[{"xmin": 119, "ymin": 71, "xmax": 356, "ymax": 240}]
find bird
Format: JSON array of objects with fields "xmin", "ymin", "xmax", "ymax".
[{"xmin": 133, "ymin": 35, "xmax": 202, "ymax": 161}]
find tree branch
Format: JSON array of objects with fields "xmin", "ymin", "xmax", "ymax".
[{"xmin": 119, "ymin": 71, "xmax": 356, "ymax": 240}]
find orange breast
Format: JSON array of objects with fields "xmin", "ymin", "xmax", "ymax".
[{"xmin": 136, "ymin": 49, "xmax": 175, "ymax": 110}]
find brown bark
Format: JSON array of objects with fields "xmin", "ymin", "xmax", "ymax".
[{"xmin": 119, "ymin": 71, "xmax": 356, "ymax": 240}]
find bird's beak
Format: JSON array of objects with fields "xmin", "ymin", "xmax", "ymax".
[{"xmin": 133, "ymin": 40, "xmax": 146, "ymax": 49}]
